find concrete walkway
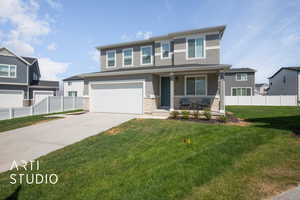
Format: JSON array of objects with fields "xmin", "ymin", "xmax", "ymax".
[
  {"xmin": 0, "ymin": 112, "xmax": 138, "ymax": 173},
  {"xmin": 272, "ymin": 186, "xmax": 300, "ymax": 200}
]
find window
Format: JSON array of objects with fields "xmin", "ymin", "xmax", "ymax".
[
  {"xmin": 107, "ymin": 50, "xmax": 116, "ymax": 67},
  {"xmin": 232, "ymin": 88, "xmax": 251, "ymax": 96},
  {"xmin": 33, "ymin": 72, "xmax": 38, "ymax": 81},
  {"xmin": 161, "ymin": 41, "xmax": 170, "ymax": 59},
  {"xmin": 0, "ymin": 64, "xmax": 17, "ymax": 78},
  {"xmin": 236, "ymin": 73, "xmax": 248, "ymax": 81},
  {"xmin": 68, "ymin": 91, "xmax": 77, "ymax": 97},
  {"xmin": 141, "ymin": 46, "xmax": 152, "ymax": 65},
  {"xmin": 68, "ymin": 81, "xmax": 72, "ymax": 86},
  {"xmin": 123, "ymin": 48, "xmax": 133, "ymax": 66},
  {"xmin": 185, "ymin": 76, "xmax": 207, "ymax": 96},
  {"xmin": 187, "ymin": 37, "xmax": 205, "ymax": 59}
]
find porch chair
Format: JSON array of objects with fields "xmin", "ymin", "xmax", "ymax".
[
  {"xmin": 196, "ymin": 98, "xmax": 212, "ymax": 110},
  {"xmin": 179, "ymin": 98, "xmax": 191, "ymax": 109}
]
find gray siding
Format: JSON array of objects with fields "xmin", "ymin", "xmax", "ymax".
[
  {"xmin": 99, "ymin": 33, "xmax": 220, "ymax": 71},
  {"xmin": 0, "ymin": 55, "xmax": 28, "ymax": 84},
  {"xmin": 224, "ymin": 72, "xmax": 255, "ymax": 96},
  {"xmin": 268, "ymin": 69, "xmax": 298, "ymax": 95}
]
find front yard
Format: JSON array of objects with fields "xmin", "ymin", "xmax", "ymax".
[{"xmin": 0, "ymin": 106, "xmax": 299, "ymax": 199}]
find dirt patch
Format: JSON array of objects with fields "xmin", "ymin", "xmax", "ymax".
[
  {"xmin": 226, "ymin": 119, "xmax": 252, "ymax": 127},
  {"xmin": 106, "ymin": 128, "xmax": 122, "ymax": 135}
]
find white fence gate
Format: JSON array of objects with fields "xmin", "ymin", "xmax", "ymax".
[
  {"xmin": 0, "ymin": 96, "xmax": 88, "ymax": 121},
  {"xmin": 225, "ymin": 95, "xmax": 298, "ymax": 106}
]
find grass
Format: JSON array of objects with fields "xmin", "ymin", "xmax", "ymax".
[
  {"xmin": 0, "ymin": 109, "xmax": 83, "ymax": 133},
  {"xmin": 0, "ymin": 106, "xmax": 299, "ymax": 199}
]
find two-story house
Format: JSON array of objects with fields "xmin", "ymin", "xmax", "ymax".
[
  {"xmin": 64, "ymin": 25, "xmax": 231, "ymax": 114},
  {"xmin": 223, "ymin": 68, "xmax": 256, "ymax": 96},
  {"xmin": 0, "ymin": 47, "xmax": 59, "ymax": 108},
  {"xmin": 268, "ymin": 66, "xmax": 300, "ymax": 101}
]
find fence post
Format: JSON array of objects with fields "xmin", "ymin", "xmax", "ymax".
[
  {"xmin": 73, "ymin": 96, "xmax": 76, "ymax": 110},
  {"xmin": 47, "ymin": 96, "xmax": 50, "ymax": 114},
  {"xmin": 9, "ymin": 108, "xmax": 14, "ymax": 119},
  {"xmin": 61, "ymin": 96, "xmax": 64, "ymax": 112}
]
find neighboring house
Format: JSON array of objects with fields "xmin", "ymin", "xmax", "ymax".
[
  {"xmin": 255, "ymin": 83, "xmax": 268, "ymax": 96},
  {"xmin": 0, "ymin": 47, "xmax": 59, "ymax": 108},
  {"xmin": 63, "ymin": 75, "xmax": 85, "ymax": 97},
  {"xmin": 64, "ymin": 25, "xmax": 231, "ymax": 114},
  {"xmin": 268, "ymin": 66, "xmax": 300, "ymax": 101},
  {"xmin": 224, "ymin": 68, "xmax": 256, "ymax": 96}
]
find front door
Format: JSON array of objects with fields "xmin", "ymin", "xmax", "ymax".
[{"xmin": 161, "ymin": 77, "xmax": 170, "ymax": 107}]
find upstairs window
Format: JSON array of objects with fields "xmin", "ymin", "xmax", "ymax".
[
  {"xmin": 68, "ymin": 81, "xmax": 72, "ymax": 86},
  {"xmin": 236, "ymin": 73, "xmax": 248, "ymax": 81},
  {"xmin": 123, "ymin": 48, "xmax": 133, "ymax": 66},
  {"xmin": 232, "ymin": 88, "xmax": 251, "ymax": 96},
  {"xmin": 68, "ymin": 91, "xmax": 77, "ymax": 97},
  {"xmin": 107, "ymin": 50, "xmax": 116, "ymax": 67},
  {"xmin": 33, "ymin": 72, "xmax": 38, "ymax": 81},
  {"xmin": 0, "ymin": 64, "xmax": 16, "ymax": 78},
  {"xmin": 185, "ymin": 76, "xmax": 207, "ymax": 96},
  {"xmin": 161, "ymin": 41, "xmax": 170, "ymax": 59},
  {"xmin": 141, "ymin": 46, "xmax": 152, "ymax": 65},
  {"xmin": 187, "ymin": 37, "xmax": 204, "ymax": 59}
]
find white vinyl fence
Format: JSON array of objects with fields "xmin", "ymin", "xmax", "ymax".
[
  {"xmin": 0, "ymin": 96, "xmax": 88, "ymax": 121},
  {"xmin": 225, "ymin": 95, "xmax": 298, "ymax": 106}
]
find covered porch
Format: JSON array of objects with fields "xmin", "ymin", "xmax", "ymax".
[{"xmin": 146, "ymin": 68, "xmax": 226, "ymax": 115}]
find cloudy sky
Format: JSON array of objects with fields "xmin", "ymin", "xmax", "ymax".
[{"xmin": 0, "ymin": 0, "xmax": 299, "ymax": 82}]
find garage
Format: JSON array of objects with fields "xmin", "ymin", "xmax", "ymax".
[
  {"xmin": 0, "ymin": 90, "xmax": 24, "ymax": 108},
  {"xmin": 90, "ymin": 82, "xmax": 144, "ymax": 114},
  {"xmin": 33, "ymin": 91, "xmax": 54, "ymax": 104}
]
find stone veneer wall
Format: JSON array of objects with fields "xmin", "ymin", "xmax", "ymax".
[
  {"xmin": 174, "ymin": 96, "xmax": 220, "ymax": 111},
  {"xmin": 144, "ymin": 98, "xmax": 159, "ymax": 113}
]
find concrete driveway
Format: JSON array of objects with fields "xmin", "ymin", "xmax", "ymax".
[{"xmin": 0, "ymin": 112, "xmax": 137, "ymax": 173}]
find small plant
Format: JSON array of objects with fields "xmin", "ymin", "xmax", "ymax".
[
  {"xmin": 218, "ymin": 115, "xmax": 228, "ymax": 123},
  {"xmin": 203, "ymin": 109, "xmax": 212, "ymax": 120},
  {"xmin": 192, "ymin": 109, "xmax": 200, "ymax": 119},
  {"xmin": 181, "ymin": 111, "xmax": 190, "ymax": 120},
  {"xmin": 169, "ymin": 111, "xmax": 179, "ymax": 119}
]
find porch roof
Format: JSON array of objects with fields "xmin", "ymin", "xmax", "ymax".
[{"xmin": 80, "ymin": 64, "xmax": 231, "ymax": 78}]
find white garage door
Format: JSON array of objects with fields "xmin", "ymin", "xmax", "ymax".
[
  {"xmin": 34, "ymin": 91, "xmax": 54, "ymax": 104},
  {"xmin": 0, "ymin": 90, "xmax": 24, "ymax": 108},
  {"xmin": 90, "ymin": 82, "xmax": 143, "ymax": 114}
]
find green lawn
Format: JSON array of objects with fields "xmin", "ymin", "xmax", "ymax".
[
  {"xmin": 0, "ymin": 106, "xmax": 299, "ymax": 200},
  {"xmin": 0, "ymin": 109, "xmax": 83, "ymax": 133}
]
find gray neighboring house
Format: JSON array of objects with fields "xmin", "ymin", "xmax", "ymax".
[
  {"xmin": 64, "ymin": 25, "xmax": 231, "ymax": 114},
  {"xmin": 224, "ymin": 68, "xmax": 256, "ymax": 96},
  {"xmin": 268, "ymin": 66, "xmax": 300, "ymax": 101},
  {"xmin": 0, "ymin": 47, "xmax": 59, "ymax": 108}
]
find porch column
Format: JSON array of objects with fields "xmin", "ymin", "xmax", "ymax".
[
  {"xmin": 170, "ymin": 74, "xmax": 175, "ymax": 111},
  {"xmin": 219, "ymin": 72, "xmax": 225, "ymax": 113}
]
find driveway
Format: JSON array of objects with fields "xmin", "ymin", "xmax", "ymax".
[{"xmin": 0, "ymin": 112, "xmax": 137, "ymax": 173}]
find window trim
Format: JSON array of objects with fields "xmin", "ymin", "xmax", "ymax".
[
  {"xmin": 140, "ymin": 45, "xmax": 153, "ymax": 65},
  {"xmin": 0, "ymin": 64, "xmax": 17, "ymax": 78},
  {"xmin": 68, "ymin": 91, "xmax": 78, "ymax": 97},
  {"xmin": 106, "ymin": 50, "xmax": 116, "ymax": 68},
  {"xmin": 184, "ymin": 75, "xmax": 207, "ymax": 96},
  {"xmin": 186, "ymin": 35, "xmax": 206, "ymax": 60},
  {"xmin": 236, "ymin": 73, "xmax": 248, "ymax": 81},
  {"xmin": 122, "ymin": 48, "xmax": 134, "ymax": 67},
  {"xmin": 160, "ymin": 41, "xmax": 171, "ymax": 59},
  {"xmin": 231, "ymin": 87, "xmax": 252, "ymax": 96}
]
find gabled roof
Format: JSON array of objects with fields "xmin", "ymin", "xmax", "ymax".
[
  {"xmin": 0, "ymin": 47, "xmax": 31, "ymax": 65},
  {"xmin": 21, "ymin": 56, "xmax": 37, "ymax": 64},
  {"xmin": 63, "ymin": 75, "xmax": 84, "ymax": 81},
  {"xmin": 224, "ymin": 68, "xmax": 256, "ymax": 73},
  {"xmin": 96, "ymin": 25, "xmax": 226, "ymax": 50},
  {"xmin": 268, "ymin": 66, "xmax": 300, "ymax": 79}
]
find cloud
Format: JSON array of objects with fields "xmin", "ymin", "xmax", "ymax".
[
  {"xmin": 38, "ymin": 58, "xmax": 70, "ymax": 80},
  {"xmin": 136, "ymin": 31, "xmax": 152, "ymax": 39},
  {"xmin": 47, "ymin": 43, "xmax": 57, "ymax": 51},
  {"xmin": 45, "ymin": 0, "xmax": 62, "ymax": 10},
  {"xmin": 281, "ymin": 34, "xmax": 300, "ymax": 46},
  {"xmin": 0, "ymin": 0, "xmax": 51, "ymax": 55},
  {"xmin": 89, "ymin": 50, "xmax": 99, "ymax": 63}
]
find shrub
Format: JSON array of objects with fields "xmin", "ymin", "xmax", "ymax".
[
  {"xmin": 169, "ymin": 111, "xmax": 179, "ymax": 119},
  {"xmin": 203, "ymin": 109, "xmax": 212, "ymax": 120},
  {"xmin": 181, "ymin": 111, "xmax": 190, "ymax": 120},
  {"xmin": 192, "ymin": 109, "xmax": 200, "ymax": 119},
  {"xmin": 218, "ymin": 115, "xmax": 228, "ymax": 123}
]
